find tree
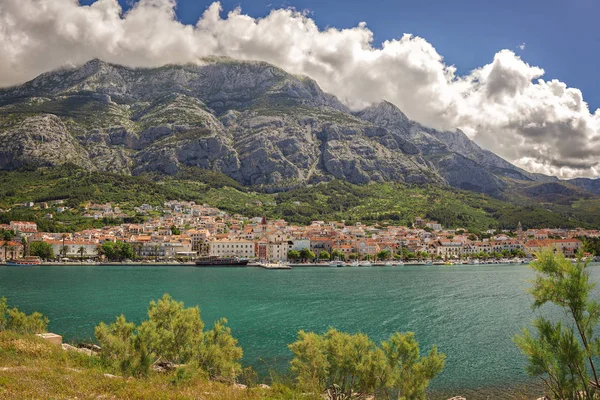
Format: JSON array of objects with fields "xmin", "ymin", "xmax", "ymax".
[
  {"xmin": 61, "ymin": 233, "xmax": 68, "ymax": 258},
  {"xmin": 95, "ymin": 314, "xmax": 150, "ymax": 377},
  {"xmin": 8, "ymin": 245, "xmax": 16, "ymax": 260},
  {"xmin": 30, "ymin": 241, "xmax": 54, "ymax": 260},
  {"xmin": 349, "ymin": 253, "xmax": 358, "ymax": 260},
  {"xmin": 138, "ymin": 294, "xmax": 204, "ymax": 364},
  {"xmin": 379, "ymin": 332, "xmax": 445, "ymax": 399},
  {"xmin": 96, "ymin": 294, "xmax": 243, "ymax": 381},
  {"xmin": 197, "ymin": 318, "xmax": 243, "ymax": 380},
  {"xmin": 318, "ymin": 251, "xmax": 330, "ymax": 261},
  {"xmin": 0, "ymin": 297, "xmax": 7, "ymax": 331},
  {"xmin": 100, "ymin": 241, "xmax": 135, "ymax": 261},
  {"xmin": 289, "ymin": 328, "xmax": 383, "ymax": 398},
  {"xmin": 300, "ymin": 248, "xmax": 315, "ymax": 262},
  {"xmin": 377, "ymin": 250, "xmax": 391, "ymax": 261},
  {"xmin": 77, "ymin": 246, "xmax": 86, "ymax": 261},
  {"xmin": 21, "ymin": 236, "xmax": 28, "ymax": 257},
  {"xmin": 331, "ymin": 249, "xmax": 344, "ymax": 261},
  {"xmin": 1, "ymin": 229, "xmax": 15, "ymax": 241},
  {"xmin": 2, "ymin": 240, "xmax": 9, "ymax": 261},
  {"xmin": 170, "ymin": 225, "xmax": 181, "ymax": 235},
  {"xmin": 0, "ymin": 297, "xmax": 49, "ymax": 334},
  {"xmin": 514, "ymin": 249, "xmax": 600, "ymax": 399},
  {"xmin": 287, "ymin": 250, "xmax": 301, "ymax": 261},
  {"xmin": 289, "ymin": 328, "xmax": 445, "ymax": 400}
]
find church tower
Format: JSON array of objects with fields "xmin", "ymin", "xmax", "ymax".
[{"xmin": 517, "ymin": 221, "xmax": 524, "ymax": 241}]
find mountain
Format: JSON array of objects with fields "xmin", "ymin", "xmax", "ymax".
[
  {"xmin": 0, "ymin": 58, "xmax": 580, "ymax": 196},
  {"xmin": 566, "ymin": 177, "xmax": 600, "ymax": 195}
]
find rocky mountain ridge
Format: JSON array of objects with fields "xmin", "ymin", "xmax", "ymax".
[{"xmin": 0, "ymin": 58, "xmax": 593, "ymax": 196}]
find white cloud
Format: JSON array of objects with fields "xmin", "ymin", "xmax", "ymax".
[
  {"xmin": 518, "ymin": 42, "xmax": 526, "ymax": 50},
  {"xmin": 0, "ymin": 0, "xmax": 598, "ymax": 178}
]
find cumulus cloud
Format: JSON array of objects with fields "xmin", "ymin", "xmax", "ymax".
[{"xmin": 0, "ymin": 0, "xmax": 598, "ymax": 178}]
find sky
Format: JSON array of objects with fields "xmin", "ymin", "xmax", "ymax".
[{"xmin": 1, "ymin": 0, "xmax": 599, "ymax": 179}]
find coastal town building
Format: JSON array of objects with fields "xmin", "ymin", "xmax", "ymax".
[
  {"xmin": 1, "ymin": 200, "xmax": 596, "ymax": 264},
  {"xmin": 209, "ymin": 239, "xmax": 256, "ymax": 258}
]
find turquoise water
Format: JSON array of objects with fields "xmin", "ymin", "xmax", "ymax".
[{"xmin": 2, "ymin": 263, "xmax": 596, "ymax": 397}]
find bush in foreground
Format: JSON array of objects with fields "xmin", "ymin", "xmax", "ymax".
[
  {"xmin": 515, "ymin": 250, "xmax": 600, "ymax": 399},
  {"xmin": 289, "ymin": 327, "xmax": 445, "ymax": 400},
  {"xmin": 95, "ymin": 294, "xmax": 243, "ymax": 381},
  {"xmin": 0, "ymin": 297, "xmax": 48, "ymax": 334}
]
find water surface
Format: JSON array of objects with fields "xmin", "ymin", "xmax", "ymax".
[{"xmin": 2, "ymin": 263, "xmax": 595, "ymax": 398}]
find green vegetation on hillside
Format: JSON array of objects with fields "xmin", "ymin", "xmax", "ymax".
[{"xmin": 2, "ymin": 166, "xmax": 600, "ymax": 231}]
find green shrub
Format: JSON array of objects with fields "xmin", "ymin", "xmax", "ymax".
[
  {"xmin": 196, "ymin": 318, "xmax": 243, "ymax": 381},
  {"xmin": 0, "ymin": 297, "xmax": 7, "ymax": 331},
  {"xmin": 95, "ymin": 294, "xmax": 242, "ymax": 382},
  {"xmin": 6, "ymin": 308, "xmax": 49, "ymax": 334},
  {"xmin": 289, "ymin": 328, "xmax": 445, "ymax": 400}
]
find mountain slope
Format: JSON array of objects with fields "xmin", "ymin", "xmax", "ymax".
[{"xmin": 0, "ymin": 58, "xmax": 581, "ymax": 197}]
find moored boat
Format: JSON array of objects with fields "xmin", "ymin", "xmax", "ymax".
[
  {"xmin": 328, "ymin": 260, "xmax": 346, "ymax": 267},
  {"xmin": 5, "ymin": 256, "xmax": 41, "ymax": 266},
  {"xmin": 195, "ymin": 256, "xmax": 249, "ymax": 267}
]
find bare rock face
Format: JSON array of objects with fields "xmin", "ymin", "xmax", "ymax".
[
  {"xmin": 0, "ymin": 57, "xmax": 553, "ymax": 194},
  {"xmin": 0, "ymin": 114, "xmax": 93, "ymax": 170}
]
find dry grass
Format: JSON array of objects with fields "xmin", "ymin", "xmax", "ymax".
[{"xmin": 0, "ymin": 332, "xmax": 303, "ymax": 400}]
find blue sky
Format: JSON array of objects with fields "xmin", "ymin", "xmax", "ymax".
[{"xmin": 83, "ymin": 0, "xmax": 600, "ymax": 111}]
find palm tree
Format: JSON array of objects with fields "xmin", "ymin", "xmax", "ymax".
[
  {"xmin": 21, "ymin": 236, "xmax": 28, "ymax": 257},
  {"xmin": 61, "ymin": 246, "xmax": 69, "ymax": 259},
  {"xmin": 8, "ymin": 245, "xmax": 16, "ymax": 260},
  {"xmin": 2, "ymin": 241, "xmax": 8, "ymax": 262},
  {"xmin": 77, "ymin": 246, "xmax": 86, "ymax": 261},
  {"xmin": 135, "ymin": 243, "xmax": 143, "ymax": 260},
  {"xmin": 61, "ymin": 233, "xmax": 68, "ymax": 258}
]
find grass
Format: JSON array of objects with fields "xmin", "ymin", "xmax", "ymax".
[{"xmin": 0, "ymin": 331, "xmax": 299, "ymax": 400}]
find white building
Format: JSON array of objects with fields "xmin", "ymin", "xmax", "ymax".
[
  {"xmin": 209, "ymin": 239, "xmax": 256, "ymax": 258},
  {"xmin": 47, "ymin": 240, "xmax": 98, "ymax": 258},
  {"xmin": 267, "ymin": 242, "xmax": 292, "ymax": 261}
]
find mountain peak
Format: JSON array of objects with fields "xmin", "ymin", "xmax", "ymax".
[{"xmin": 355, "ymin": 100, "xmax": 410, "ymax": 130}]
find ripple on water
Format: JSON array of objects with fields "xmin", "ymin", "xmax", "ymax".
[{"xmin": 3, "ymin": 263, "xmax": 598, "ymax": 397}]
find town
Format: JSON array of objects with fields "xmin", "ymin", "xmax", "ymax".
[{"xmin": 0, "ymin": 200, "xmax": 593, "ymax": 265}]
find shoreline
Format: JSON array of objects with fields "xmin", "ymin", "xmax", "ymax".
[{"xmin": 0, "ymin": 260, "xmax": 536, "ymax": 268}]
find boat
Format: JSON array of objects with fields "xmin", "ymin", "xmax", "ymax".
[
  {"xmin": 328, "ymin": 260, "xmax": 346, "ymax": 267},
  {"xmin": 349, "ymin": 260, "xmax": 359, "ymax": 267},
  {"xmin": 5, "ymin": 256, "xmax": 41, "ymax": 266},
  {"xmin": 258, "ymin": 262, "xmax": 292, "ymax": 270},
  {"xmin": 195, "ymin": 256, "xmax": 249, "ymax": 267},
  {"xmin": 358, "ymin": 261, "xmax": 372, "ymax": 267}
]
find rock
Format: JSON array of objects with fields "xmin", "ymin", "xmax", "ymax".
[
  {"xmin": 103, "ymin": 373, "xmax": 121, "ymax": 379},
  {"xmin": 35, "ymin": 332, "xmax": 62, "ymax": 346},
  {"xmin": 0, "ymin": 58, "xmax": 557, "ymax": 194},
  {"xmin": 77, "ymin": 343, "xmax": 101, "ymax": 352},
  {"xmin": 151, "ymin": 361, "xmax": 182, "ymax": 372},
  {"xmin": 257, "ymin": 384, "xmax": 271, "ymax": 389},
  {"xmin": 233, "ymin": 383, "xmax": 247, "ymax": 390},
  {"xmin": 62, "ymin": 343, "xmax": 96, "ymax": 356},
  {"xmin": 0, "ymin": 115, "xmax": 93, "ymax": 171},
  {"xmin": 447, "ymin": 397, "xmax": 467, "ymax": 400}
]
